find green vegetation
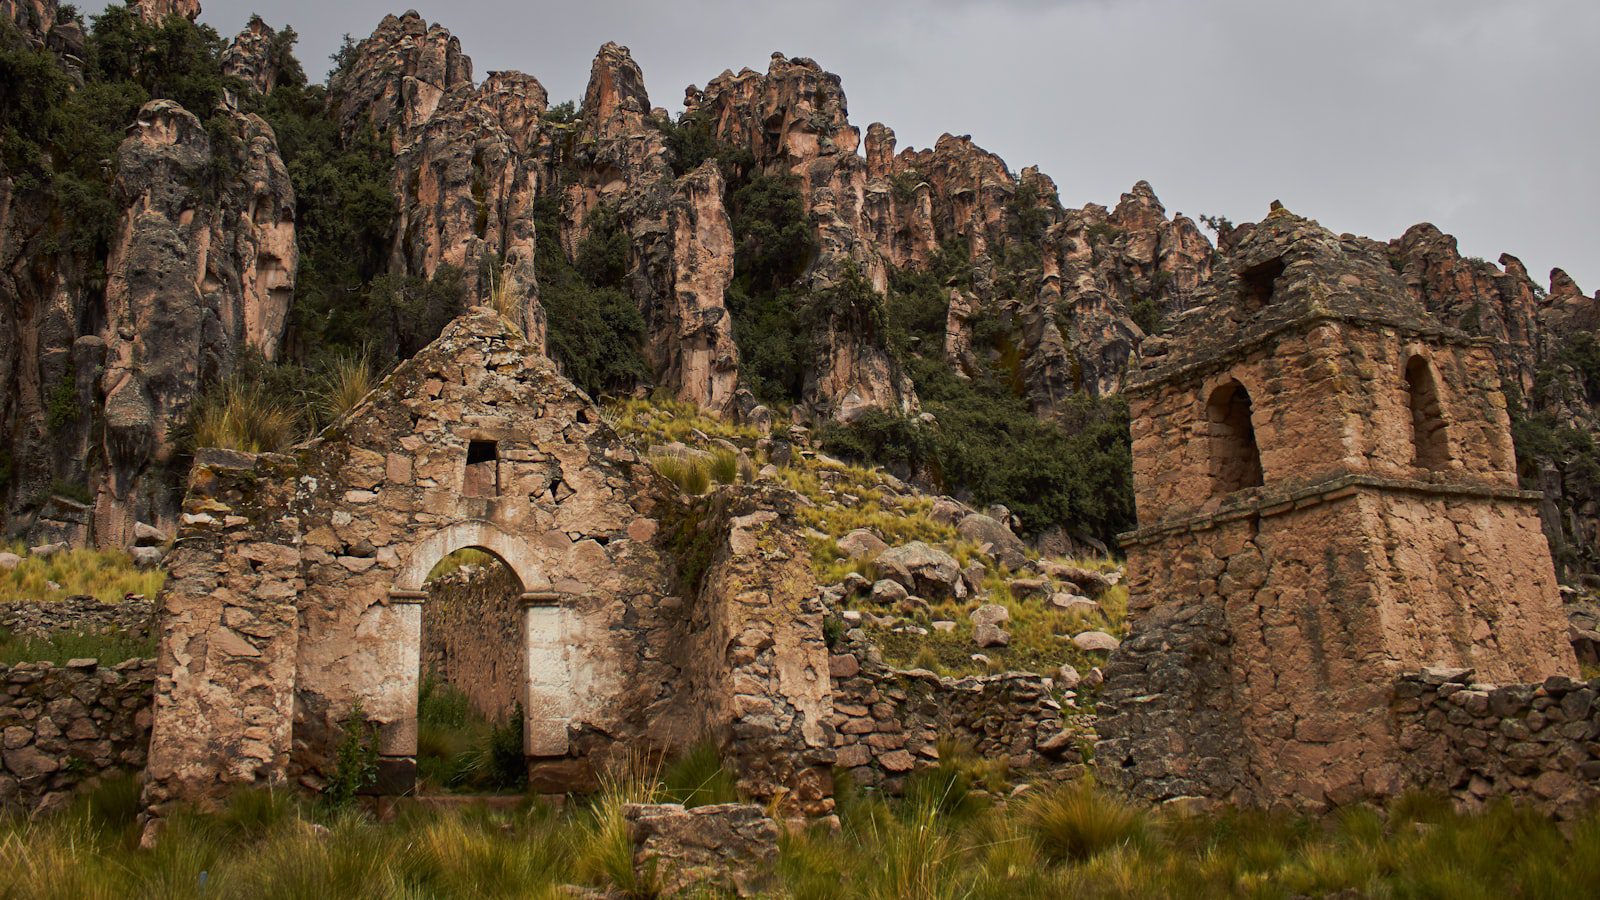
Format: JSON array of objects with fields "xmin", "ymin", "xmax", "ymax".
[
  {"xmin": 532, "ymin": 197, "xmax": 650, "ymax": 398},
  {"xmin": 189, "ymin": 376, "xmax": 303, "ymax": 453},
  {"xmin": 8, "ymin": 771, "xmax": 1599, "ymax": 898},
  {"xmin": 415, "ymin": 678, "xmax": 527, "ymax": 794},
  {"xmin": 0, "ymin": 624, "xmax": 154, "ymax": 666},
  {"xmin": 658, "ymin": 741, "xmax": 739, "ymax": 808},
  {"xmin": 725, "ymin": 171, "xmax": 821, "ymax": 403},
  {"xmin": 325, "ymin": 702, "xmax": 379, "ymax": 808},
  {"xmin": 0, "ymin": 543, "xmax": 165, "ymax": 604}
]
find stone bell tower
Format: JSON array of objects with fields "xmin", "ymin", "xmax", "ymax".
[{"xmin": 1096, "ymin": 207, "xmax": 1577, "ymax": 808}]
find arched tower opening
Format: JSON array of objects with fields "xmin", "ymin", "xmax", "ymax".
[
  {"xmin": 1207, "ymin": 380, "xmax": 1264, "ymax": 494},
  {"xmin": 1405, "ymin": 355, "xmax": 1450, "ymax": 471}
]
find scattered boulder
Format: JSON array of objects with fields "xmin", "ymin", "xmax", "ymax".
[
  {"xmin": 130, "ymin": 546, "xmax": 165, "ymax": 568},
  {"xmin": 839, "ymin": 572, "xmax": 869, "ymax": 596},
  {"xmin": 969, "ymin": 604, "xmax": 1010, "ymax": 628},
  {"xmin": 871, "ymin": 579, "xmax": 909, "ymax": 606},
  {"xmin": 962, "ymin": 562, "xmax": 988, "ymax": 596},
  {"xmin": 930, "ymin": 497, "xmax": 965, "ymax": 525},
  {"xmin": 0, "ymin": 553, "xmax": 20, "ymax": 571},
  {"xmin": 838, "ymin": 528, "xmax": 888, "ymax": 561},
  {"xmin": 1008, "ymin": 577, "xmax": 1049, "ymax": 597},
  {"xmin": 1056, "ymin": 664, "xmax": 1082, "ymax": 689},
  {"xmin": 957, "ymin": 513, "xmax": 1029, "ymax": 570},
  {"xmin": 897, "ymin": 595, "xmax": 931, "ymax": 616},
  {"xmin": 1050, "ymin": 593, "xmax": 1099, "ymax": 616},
  {"xmin": 132, "ymin": 522, "xmax": 169, "ymax": 546},
  {"xmin": 625, "ymin": 802, "xmax": 779, "ymax": 897},
  {"xmin": 975, "ymin": 623, "xmax": 1011, "ymax": 648},
  {"xmin": 1072, "ymin": 630, "xmax": 1120, "ymax": 652},
  {"xmin": 28, "ymin": 542, "xmax": 67, "ymax": 559},
  {"xmin": 1038, "ymin": 561, "xmax": 1115, "ymax": 596},
  {"xmin": 875, "ymin": 542, "xmax": 966, "ymax": 600},
  {"xmin": 1037, "ymin": 729, "xmax": 1077, "ymax": 756},
  {"xmin": 932, "ymin": 620, "xmax": 956, "ymax": 633},
  {"xmin": 1083, "ymin": 667, "xmax": 1105, "ymax": 689}
]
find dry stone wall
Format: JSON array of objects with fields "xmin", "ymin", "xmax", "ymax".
[
  {"xmin": 1, "ymin": 658, "xmax": 154, "ymax": 814},
  {"xmin": 1393, "ymin": 670, "xmax": 1600, "ymax": 819},
  {"xmin": 827, "ymin": 633, "xmax": 1086, "ymax": 794},
  {"xmin": 0, "ymin": 596, "xmax": 154, "ymax": 639}
]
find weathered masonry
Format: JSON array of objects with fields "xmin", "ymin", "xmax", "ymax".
[
  {"xmin": 140, "ymin": 310, "xmax": 834, "ymax": 822},
  {"xmin": 1097, "ymin": 209, "xmax": 1577, "ymax": 808}
]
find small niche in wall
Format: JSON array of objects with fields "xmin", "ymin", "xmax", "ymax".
[
  {"xmin": 464, "ymin": 440, "xmax": 500, "ymax": 498},
  {"xmin": 1239, "ymin": 256, "xmax": 1285, "ymax": 315}
]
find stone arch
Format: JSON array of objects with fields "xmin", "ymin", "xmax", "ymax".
[
  {"xmin": 1206, "ymin": 378, "xmax": 1264, "ymax": 494},
  {"xmin": 1404, "ymin": 354, "xmax": 1451, "ymax": 471},
  {"xmin": 391, "ymin": 520, "xmax": 548, "ymax": 596}
]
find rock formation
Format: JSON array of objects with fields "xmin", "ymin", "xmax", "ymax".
[{"xmin": 330, "ymin": 12, "xmax": 546, "ymax": 347}]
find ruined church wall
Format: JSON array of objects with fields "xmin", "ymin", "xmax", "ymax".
[
  {"xmin": 1130, "ymin": 324, "xmax": 1517, "ymax": 527},
  {"xmin": 676, "ymin": 487, "xmax": 835, "ymax": 815}
]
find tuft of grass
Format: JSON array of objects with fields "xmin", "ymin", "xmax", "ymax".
[
  {"xmin": 650, "ymin": 453, "xmax": 712, "ymax": 496},
  {"xmin": 0, "ymin": 625, "xmax": 154, "ymax": 666},
  {"xmin": 191, "ymin": 378, "xmax": 302, "ymax": 453},
  {"xmin": 708, "ymin": 447, "xmax": 741, "ymax": 485},
  {"xmin": 314, "ymin": 353, "xmax": 380, "ymax": 426},
  {"xmin": 660, "ymin": 741, "xmax": 740, "ymax": 808},
  {"xmin": 416, "ymin": 677, "xmax": 527, "ymax": 794},
  {"xmin": 1025, "ymin": 781, "xmax": 1149, "ymax": 863},
  {"xmin": 0, "ymin": 543, "xmax": 165, "ymax": 604}
]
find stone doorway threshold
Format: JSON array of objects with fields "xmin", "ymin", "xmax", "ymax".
[{"xmin": 373, "ymin": 793, "xmax": 570, "ymax": 821}]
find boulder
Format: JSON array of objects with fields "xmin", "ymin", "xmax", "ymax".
[
  {"xmin": 0, "ymin": 552, "xmax": 21, "ymax": 570},
  {"xmin": 957, "ymin": 513, "xmax": 1029, "ymax": 570},
  {"xmin": 132, "ymin": 522, "xmax": 169, "ymax": 546},
  {"xmin": 930, "ymin": 498, "xmax": 966, "ymax": 525},
  {"xmin": 838, "ymin": 528, "xmax": 889, "ymax": 561},
  {"xmin": 1008, "ymin": 577, "xmax": 1049, "ymax": 597},
  {"xmin": 130, "ymin": 546, "xmax": 166, "ymax": 568},
  {"xmin": 969, "ymin": 604, "xmax": 1010, "ymax": 628},
  {"xmin": 975, "ymin": 623, "xmax": 1011, "ymax": 648},
  {"xmin": 1056, "ymin": 664, "xmax": 1082, "ymax": 689},
  {"xmin": 1050, "ymin": 593, "xmax": 1099, "ymax": 616},
  {"xmin": 1083, "ymin": 667, "xmax": 1105, "ymax": 689},
  {"xmin": 875, "ymin": 542, "xmax": 965, "ymax": 600},
  {"xmin": 1038, "ymin": 561, "xmax": 1115, "ymax": 596},
  {"xmin": 871, "ymin": 579, "xmax": 909, "ymax": 605},
  {"xmin": 626, "ymin": 802, "xmax": 779, "ymax": 897},
  {"xmin": 28, "ymin": 542, "xmax": 67, "ymax": 559},
  {"xmin": 1071, "ymin": 631, "xmax": 1121, "ymax": 652}
]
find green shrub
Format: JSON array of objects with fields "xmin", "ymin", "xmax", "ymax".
[
  {"xmin": 326, "ymin": 702, "xmax": 379, "ymax": 807},
  {"xmin": 532, "ymin": 197, "xmax": 650, "ymax": 397}
]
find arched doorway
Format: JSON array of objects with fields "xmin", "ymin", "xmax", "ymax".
[
  {"xmin": 374, "ymin": 522, "xmax": 575, "ymax": 796},
  {"xmin": 416, "ymin": 548, "xmax": 528, "ymax": 793}
]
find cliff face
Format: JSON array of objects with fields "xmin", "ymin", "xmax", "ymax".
[
  {"xmin": 4, "ymin": 3, "xmax": 1598, "ymax": 575},
  {"xmin": 1, "ymin": 2, "xmax": 301, "ymax": 547}
]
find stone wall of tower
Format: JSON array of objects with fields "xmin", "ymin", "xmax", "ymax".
[{"xmin": 1102, "ymin": 317, "xmax": 1575, "ymax": 809}]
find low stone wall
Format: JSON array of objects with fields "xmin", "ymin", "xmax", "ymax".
[
  {"xmin": 828, "ymin": 636, "xmax": 1085, "ymax": 793},
  {"xmin": 0, "ymin": 596, "xmax": 155, "ymax": 639},
  {"xmin": 1393, "ymin": 669, "xmax": 1600, "ymax": 818},
  {"xmin": 0, "ymin": 658, "xmax": 155, "ymax": 813}
]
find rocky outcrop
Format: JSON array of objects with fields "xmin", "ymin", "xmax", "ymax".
[
  {"xmin": 330, "ymin": 12, "xmax": 545, "ymax": 347},
  {"xmin": 128, "ymin": 0, "xmax": 199, "ymax": 25},
  {"xmin": 687, "ymin": 53, "xmax": 916, "ymax": 420},
  {"xmin": 94, "ymin": 100, "xmax": 297, "ymax": 546},
  {"xmin": 220, "ymin": 16, "xmax": 286, "ymax": 96}
]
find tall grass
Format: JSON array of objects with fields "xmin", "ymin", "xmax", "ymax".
[
  {"xmin": 0, "ymin": 625, "xmax": 154, "ymax": 666},
  {"xmin": 3, "ymin": 777, "xmax": 1600, "ymax": 898},
  {"xmin": 0, "ymin": 543, "xmax": 165, "ymax": 603},
  {"xmin": 313, "ymin": 354, "xmax": 380, "ymax": 425},
  {"xmin": 191, "ymin": 378, "xmax": 302, "ymax": 453},
  {"xmin": 650, "ymin": 453, "xmax": 712, "ymax": 496},
  {"xmin": 416, "ymin": 677, "xmax": 526, "ymax": 794}
]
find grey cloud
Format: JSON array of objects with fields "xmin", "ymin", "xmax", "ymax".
[{"xmin": 147, "ymin": 0, "xmax": 1599, "ymax": 288}]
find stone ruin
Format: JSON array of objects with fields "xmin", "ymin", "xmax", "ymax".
[
  {"xmin": 1097, "ymin": 207, "xmax": 1579, "ymax": 809},
  {"xmin": 139, "ymin": 309, "xmax": 835, "ymax": 823}
]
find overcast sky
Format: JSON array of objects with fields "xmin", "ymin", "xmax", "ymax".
[{"xmin": 168, "ymin": 0, "xmax": 1596, "ymax": 290}]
